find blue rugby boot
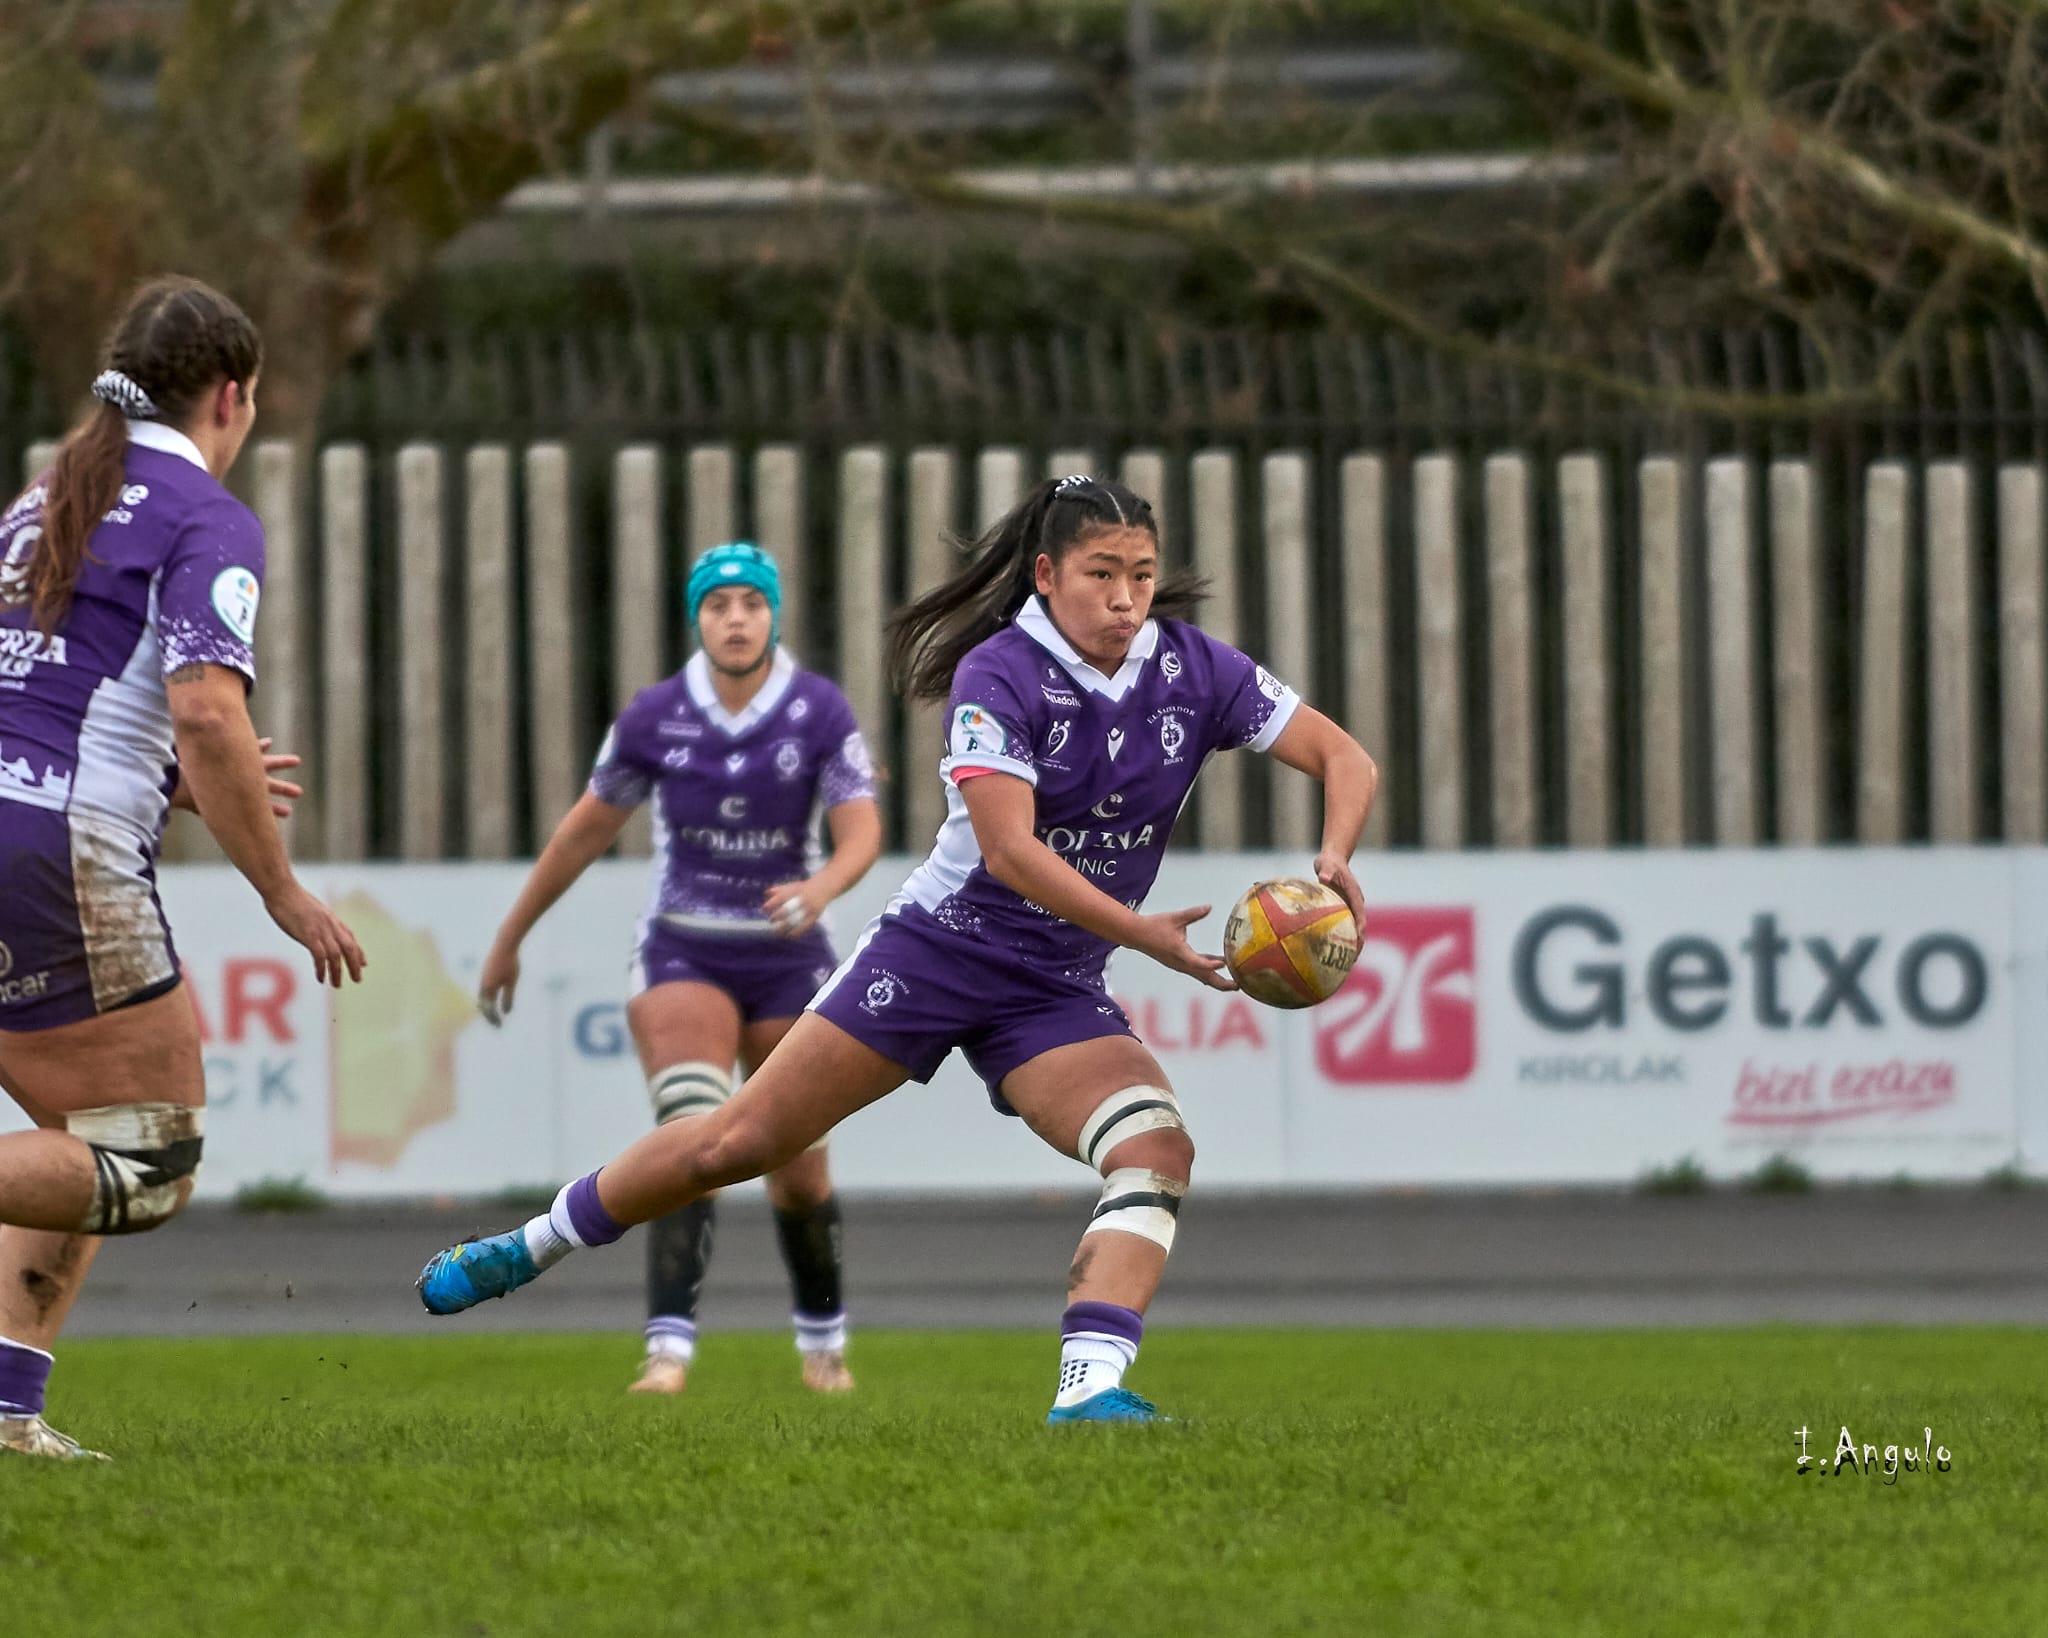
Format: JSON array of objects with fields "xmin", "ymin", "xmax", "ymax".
[
  {"xmin": 417, "ymin": 1230, "xmax": 539, "ymax": 1314},
  {"xmin": 1046, "ymin": 1387, "xmax": 1172, "ymax": 1425}
]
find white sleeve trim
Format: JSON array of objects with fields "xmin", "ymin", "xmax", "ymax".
[
  {"xmin": 1247, "ymin": 688, "xmax": 1303, "ymax": 753},
  {"xmin": 941, "ymin": 751, "xmax": 1038, "ymax": 787}
]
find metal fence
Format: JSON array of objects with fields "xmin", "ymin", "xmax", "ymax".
[{"xmin": 18, "ymin": 430, "xmax": 2040, "ymax": 862}]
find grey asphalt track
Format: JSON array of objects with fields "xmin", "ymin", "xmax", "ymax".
[{"xmin": 60, "ymin": 1188, "xmax": 2048, "ymax": 1337}]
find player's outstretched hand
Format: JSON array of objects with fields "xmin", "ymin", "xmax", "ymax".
[
  {"xmin": 257, "ymin": 737, "xmax": 305, "ymax": 821},
  {"xmin": 1313, "ymin": 849, "xmax": 1367, "ymax": 931},
  {"xmin": 265, "ymin": 883, "xmax": 366, "ymax": 989},
  {"xmin": 1130, "ymin": 903, "xmax": 1239, "ymax": 992},
  {"xmin": 477, "ymin": 940, "xmax": 521, "ymax": 1026}
]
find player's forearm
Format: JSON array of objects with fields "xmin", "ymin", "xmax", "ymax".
[
  {"xmin": 172, "ymin": 716, "xmax": 295, "ymax": 902},
  {"xmin": 814, "ymin": 802, "xmax": 883, "ymax": 901},
  {"xmin": 983, "ymin": 837, "xmax": 1145, "ymax": 947},
  {"xmin": 498, "ymin": 824, "xmax": 608, "ymax": 946},
  {"xmin": 1318, "ymin": 742, "xmax": 1378, "ymax": 859}
]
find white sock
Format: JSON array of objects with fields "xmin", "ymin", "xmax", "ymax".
[
  {"xmin": 523, "ymin": 1212, "xmax": 574, "ymax": 1269},
  {"xmin": 645, "ymin": 1318, "xmax": 697, "ymax": 1362},
  {"xmin": 1054, "ymin": 1334, "xmax": 1137, "ymax": 1408},
  {"xmin": 793, "ymin": 1311, "xmax": 848, "ymax": 1355}
]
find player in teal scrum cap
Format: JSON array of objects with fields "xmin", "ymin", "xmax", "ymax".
[
  {"xmin": 687, "ymin": 542, "xmax": 782, "ymax": 646},
  {"xmin": 463, "ymin": 539, "xmax": 883, "ymax": 1395}
]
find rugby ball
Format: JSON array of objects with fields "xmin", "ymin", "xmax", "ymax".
[{"xmin": 1222, "ymin": 878, "xmax": 1361, "ymax": 1009}]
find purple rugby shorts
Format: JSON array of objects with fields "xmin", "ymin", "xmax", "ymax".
[
  {"xmin": 808, "ymin": 900, "xmax": 1136, "ymax": 1107},
  {"xmin": 0, "ymin": 804, "xmax": 182, "ymax": 1032},
  {"xmin": 632, "ymin": 918, "xmax": 838, "ymax": 1024}
]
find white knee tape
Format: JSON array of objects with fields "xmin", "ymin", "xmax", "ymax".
[
  {"xmin": 68, "ymin": 1102, "xmax": 205, "ymax": 1235},
  {"xmin": 1075, "ymin": 1085, "xmax": 1185, "ymax": 1174},
  {"xmin": 1082, "ymin": 1167, "xmax": 1185, "ymax": 1251},
  {"xmin": 649, "ymin": 1062, "xmax": 732, "ymax": 1126}
]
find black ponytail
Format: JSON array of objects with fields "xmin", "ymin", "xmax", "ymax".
[{"xmin": 886, "ymin": 474, "xmax": 1206, "ymax": 702}]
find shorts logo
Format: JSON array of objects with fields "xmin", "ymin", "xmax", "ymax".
[
  {"xmin": 952, "ymin": 705, "xmax": 1007, "ymax": 758},
  {"xmin": 210, "ymin": 566, "xmax": 261, "ymax": 645},
  {"xmin": 0, "ymin": 940, "xmax": 11, "ymax": 980},
  {"xmin": 861, "ymin": 972, "xmax": 905, "ymax": 1014},
  {"xmin": 1160, "ymin": 716, "xmax": 1186, "ymax": 758},
  {"xmin": 1107, "ymin": 727, "xmax": 1126, "ymax": 761},
  {"xmin": 1316, "ymin": 908, "xmax": 1478, "ymax": 1086},
  {"xmin": 1044, "ymin": 721, "xmax": 1072, "ymax": 760},
  {"xmin": 1160, "ymin": 650, "xmax": 1182, "ymax": 681},
  {"xmin": 719, "ymin": 794, "xmax": 749, "ymax": 821},
  {"xmin": 775, "ymin": 740, "xmax": 803, "ymax": 780}
]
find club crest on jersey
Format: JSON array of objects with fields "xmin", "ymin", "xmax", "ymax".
[
  {"xmin": 1160, "ymin": 715, "xmax": 1187, "ymax": 758},
  {"xmin": 1107, "ymin": 727, "xmax": 1126, "ymax": 761},
  {"xmin": 775, "ymin": 740, "xmax": 803, "ymax": 779},
  {"xmin": 719, "ymin": 794, "xmax": 749, "ymax": 821},
  {"xmin": 861, "ymin": 973, "xmax": 905, "ymax": 1014},
  {"xmin": 952, "ymin": 705, "xmax": 1006, "ymax": 757},
  {"xmin": 210, "ymin": 566, "xmax": 261, "ymax": 645},
  {"xmin": 1160, "ymin": 649, "xmax": 1182, "ymax": 681}
]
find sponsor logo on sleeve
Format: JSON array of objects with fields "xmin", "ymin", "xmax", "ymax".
[
  {"xmin": 210, "ymin": 566, "xmax": 261, "ymax": 645},
  {"xmin": 951, "ymin": 705, "xmax": 1007, "ymax": 757},
  {"xmin": 1255, "ymin": 665, "xmax": 1285, "ymax": 702}
]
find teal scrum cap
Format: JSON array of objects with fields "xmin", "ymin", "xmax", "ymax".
[{"xmin": 687, "ymin": 541, "xmax": 781, "ymax": 646}]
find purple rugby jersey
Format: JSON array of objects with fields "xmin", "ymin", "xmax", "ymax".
[
  {"xmin": 899, "ymin": 595, "xmax": 1301, "ymax": 977},
  {"xmin": 0, "ymin": 422, "xmax": 263, "ymax": 1027},
  {"xmin": 590, "ymin": 648, "xmax": 876, "ymax": 934},
  {"xmin": 0, "ymin": 423, "xmax": 263, "ymax": 846}
]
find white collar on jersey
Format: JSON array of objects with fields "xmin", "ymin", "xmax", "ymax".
[
  {"xmin": 1014, "ymin": 595, "xmax": 1159, "ymax": 701},
  {"xmin": 125, "ymin": 420, "xmax": 208, "ymax": 471},
  {"xmin": 685, "ymin": 645, "xmax": 797, "ymax": 734}
]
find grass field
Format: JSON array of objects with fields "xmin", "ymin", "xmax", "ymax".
[{"xmin": 4, "ymin": 1328, "xmax": 2042, "ymax": 1636}]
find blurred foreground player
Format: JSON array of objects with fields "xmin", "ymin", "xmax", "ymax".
[
  {"xmin": 475, "ymin": 543, "xmax": 882, "ymax": 1394},
  {"xmin": 420, "ymin": 475, "xmax": 1374, "ymax": 1424},
  {"xmin": 0, "ymin": 278, "xmax": 363, "ymax": 1459}
]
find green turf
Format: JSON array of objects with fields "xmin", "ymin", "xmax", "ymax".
[{"xmin": 4, "ymin": 1329, "xmax": 2042, "ymax": 1636}]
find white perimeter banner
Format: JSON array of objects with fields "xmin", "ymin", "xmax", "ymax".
[{"xmin": 3, "ymin": 848, "xmax": 2042, "ymax": 1195}]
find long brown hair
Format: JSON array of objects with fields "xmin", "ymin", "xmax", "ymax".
[
  {"xmin": 885, "ymin": 475, "xmax": 1208, "ymax": 702},
  {"xmin": 19, "ymin": 276, "xmax": 261, "ymax": 633}
]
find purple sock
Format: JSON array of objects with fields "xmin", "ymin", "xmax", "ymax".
[
  {"xmin": 554, "ymin": 1171, "xmax": 627, "ymax": 1248},
  {"xmin": 0, "ymin": 1337, "xmax": 53, "ymax": 1418},
  {"xmin": 1062, "ymin": 1300, "xmax": 1144, "ymax": 1352}
]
